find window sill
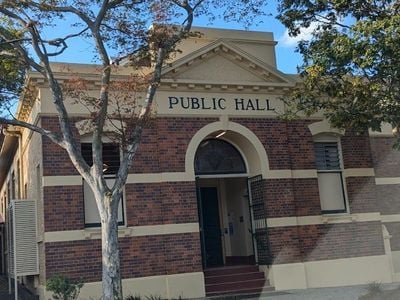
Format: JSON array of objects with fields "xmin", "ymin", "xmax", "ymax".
[
  {"xmin": 320, "ymin": 212, "xmax": 381, "ymax": 224},
  {"xmin": 83, "ymin": 225, "xmax": 129, "ymax": 239}
]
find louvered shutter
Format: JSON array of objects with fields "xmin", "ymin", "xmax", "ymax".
[
  {"xmin": 314, "ymin": 142, "xmax": 346, "ymax": 213},
  {"xmin": 8, "ymin": 200, "xmax": 39, "ymax": 276},
  {"xmin": 81, "ymin": 143, "xmax": 124, "ymax": 227},
  {"xmin": 314, "ymin": 142, "xmax": 341, "ymax": 170}
]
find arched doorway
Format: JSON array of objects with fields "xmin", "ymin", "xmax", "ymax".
[{"xmin": 195, "ymin": 138, "xmax": 256, "ymax": 268}]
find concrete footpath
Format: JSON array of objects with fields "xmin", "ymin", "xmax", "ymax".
[{"xmin": 249, "ymin": 283, "xmax": 400, "ymax": 300}]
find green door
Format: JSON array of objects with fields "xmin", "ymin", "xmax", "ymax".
[{"xmin": 200, "ymin": 187, "xmax": 223, "ymax": 268}]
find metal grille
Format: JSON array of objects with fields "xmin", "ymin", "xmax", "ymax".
[{"xmin": 248, "ymin": 175, "xmax": 272, "ymax": 265}]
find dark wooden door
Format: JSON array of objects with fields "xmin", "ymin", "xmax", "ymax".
[{"xmin": 200, "ymin": 187, "xmax": 223, "ymax": 268}]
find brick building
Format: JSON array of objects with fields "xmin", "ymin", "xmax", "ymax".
[{"xmin": 0, "ymin": 27, "xmax": 400, "ymax": 299}]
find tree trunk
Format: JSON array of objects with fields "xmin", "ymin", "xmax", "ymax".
[{"xmin": 101, "ymin": 195, "xmax": 123, "ymax": 300}]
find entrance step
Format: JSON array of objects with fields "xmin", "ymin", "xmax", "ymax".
[
  {"xmin": 207, "ymin": 286, "xmax": 275, "ymax": 298},
  {"xmin": 204, "ymin": 265, "xmax": 273, "ymax": 297},
  {"xmin": 204, "ymin": 265, "xmax": 259, "ymax": 277}
]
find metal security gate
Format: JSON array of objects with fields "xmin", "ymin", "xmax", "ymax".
[
  {"xmin": 247, "ymin": 175, "xmax": 272, "ymax": 265},
  {"xmin": 195, "ymin": 177, "xmax": 207, "ymax": 269}
]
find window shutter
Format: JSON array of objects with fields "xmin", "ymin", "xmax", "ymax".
[
  {"xmin": 314, "ymin": 142, "xmax": 341, "ymax": 170},
  {"xmin": 81, "ymin": 142, "xmax": 124, "ymax": 227},
  {"xmin": 314, "ymin": 141, "xmax": 346, "ymax": 213},
  {"xmin": 83, "ymin": 179, "xmax": 125, "ymax": 227}
]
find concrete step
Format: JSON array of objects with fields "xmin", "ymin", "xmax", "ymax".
[
  {"xmin": 206, "ymin": 286, "xmax": 275, "ymax": 297},
  {"xmin": 204, "ymin": 264, "xmax": 274, "ymax": 297},
  {"xmin": 205, "ymin": 271, "xmax": 265, "ymax": 285},
  {"xmin": 206, "ymin": 278, "xmax": 266, "ymax": 293},
  {"xmin": 204, "ymin": 265, "xmax": 259, "ymax": 277}
]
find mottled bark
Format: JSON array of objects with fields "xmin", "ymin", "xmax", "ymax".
[{"xmin": 101, "ymin": 194, "xmax": 122, "ymax": 300}]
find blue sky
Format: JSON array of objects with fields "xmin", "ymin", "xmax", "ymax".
[{"xmin": 46, "ymin": 2, "xmax": 306, "ymax": 74}]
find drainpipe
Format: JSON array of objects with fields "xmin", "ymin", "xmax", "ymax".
[{"xmin": 3, "ymin": 126, "xmax": 23, "ymax": 199}]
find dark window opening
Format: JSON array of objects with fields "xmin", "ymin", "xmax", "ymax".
[
  {"xmin": 195, "ymin": 139, "xmax": 246, "ymax": 175},
  {"xmin": 81, "ymin": 143, "xmax": 120, "ymax": 175}
]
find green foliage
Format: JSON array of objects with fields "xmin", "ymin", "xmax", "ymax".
[
  {"xmin": 365, "ymin": 282, "xmax": 384, "ymax": 296},
  {"xmin": 46, "ymin": 275, "xmax": 83, "ymax": 300},
  {"xmin": 144, "ymin": 296, "xmax": 162, "ymax": 300},
  {"xmin": 0, "ymin": 23, "xmax": 26, "ymax": 113},
  {"xmin": 278, "ymin": 1, "xmax": 400, "ymax": 146},
  {"xmin": 125, "ymin": 295, "xmax": 142, "ymax": 300},
  {"xmin": 124, "ymin": 295, "xmax": 184, "ymax": 300}
]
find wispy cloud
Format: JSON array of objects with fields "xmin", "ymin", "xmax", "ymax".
[{"xmin": 278, "ymin": 23, "xmax": 319, "ymax": 47}]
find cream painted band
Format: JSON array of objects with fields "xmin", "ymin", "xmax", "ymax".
[
  {"xmin": 42, "ymin": 175, "xmax": 82, "ymax": 186},
  {"xmin": 343, "ymin": 168, "xmax": 375, "ymax": 177},
  {"xmin": 382, "ymin": 215, "xmax": 400, "ymax": 223},
  {"xmin": 268, "ymin": 255, "xmax": 392, "ymax": 291},
  {"xmin": 376, "ymin": 177, "xmax": 400, "ymax": 185},
  {"xmin": 42, "ymin": 168, "xmax": 375, "ymax": 186},
  {"xmin": 38, "ymin": 271, "xmax": 205, "ymax": 300},
  {"xmin": 44, "ymin": 223, "xmax": 199, "ymax": 243},
  {"xmin": 42, "ymin": 173, "xmax": 189, "ymax": 186},
  {"xmin": 265, "ymin": 169, "xmax": 317, "ymax": 179},
  {"xmin": 44, "ymin": 213, "xmax": 384, "ymax": 243},
  {"xmin": 126, "ymin": 172, "xmax": 189, "ymax": 183},
  {"xmin": 266, "ymin": 212, "xmax": 382, "ymax": 228}
]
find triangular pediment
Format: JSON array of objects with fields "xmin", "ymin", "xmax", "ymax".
[{"xmin": 162, "ymin": 40, "xmax": 295, "ymax": 87}]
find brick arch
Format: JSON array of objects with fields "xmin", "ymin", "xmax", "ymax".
[{"xmin": 185, "ymin": 121, "xmax": 269, "ymax": 178}]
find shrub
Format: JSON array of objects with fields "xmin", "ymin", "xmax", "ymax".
[
  {"xmin": 46, "ymin": 275, "xmax": 83, "ymax": 300},
  {"xmin": 125, "ymin": 296, "xmax": 141, "ymax": 300}
]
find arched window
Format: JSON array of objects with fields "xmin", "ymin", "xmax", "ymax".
[{"xmin": 194, "ymin": 139, "xmax": 246, "ymax": 175}]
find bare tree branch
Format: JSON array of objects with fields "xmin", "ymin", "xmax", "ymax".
[
  {"xmin": 25, "ymin": 0, "xmax": 94, "ymax": 27},
  {"xmin": 46, "ymin": 27, "xmax": 90, "ymax": 56},
  {"xmin": 0, "ymin": 116, "xmax": 64, "ymax": 145}
]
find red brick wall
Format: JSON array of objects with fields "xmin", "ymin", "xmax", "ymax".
[
  {"xmin": 129, "ymin": 126, "xmax": 159, "ymax": 173},
  {"xmin": 298, "ymin": 222, "xmax": 384, "ymax": 261},
  {"xmin": 370, "ymin": 137, "xmax": 400, "ymax": 177},
  {"xmin": 41, "ymin": 117, "xmax": 79, "ymax": 176},
  {"xmin": 293, "ymin": 178, "xmax": 321, "ymax": 216},
  {"xmin": 286, "ymin": 120, "xmax": 318, "ymax": 169},
  {"xmin": 341, "ymin": 131, "xmax": 373, "ymax": 169},
  {"xmin": 265, "ymin": 178, "xmax": 321, "ymax": 218},
  {"xmin": 268, "ymin": 226, "xmax": 302, "ymax": 264},
  {"xmin": 43, "ymin": 182, "xmax": 198, "ymax": 231},
  {"xmin": 43, "ymin": 186, "xmax": 84, "ymax": 232},
  {"xmin": 125, "ymin": 181, "xmax": 198, "ymax": 226},
  {"xmin": 375, "ymin": 185, "xmax": 400, "ymax": 215},
  {"xmin": 268, "ymin": 222, "xmax": 384, "ymax": 264},
  {"xmin": 41, "ymin": 116, "xmax": 217, "ymax": 176},
  {"xmin": 231, "ymin": 118, "xmax": 292, "ymax": 169},
  {"xmin": 265, "ymin": 179, "xmax": 295, "ymax": 218},
  {"xmin": 346, "ymin": 177, "xmax": 378, "ymax": 213},
  {"xmin": 157, "ymin": 117, "xmax": 218, "ymax": 172},
  {"xmin": 45, "ymin": 233, "xmax": 202, "ymax": 282}
]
